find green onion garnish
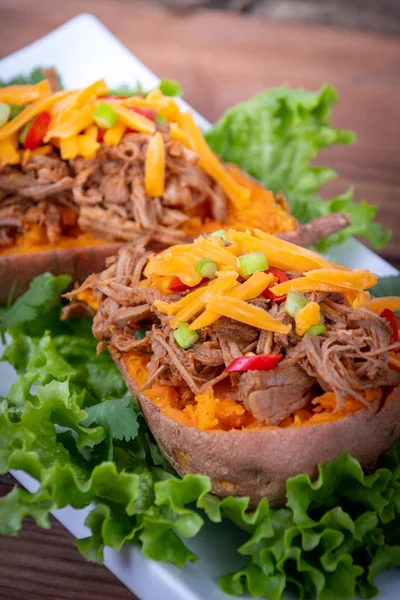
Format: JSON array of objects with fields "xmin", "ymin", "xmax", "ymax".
[
  {"xmin": 92, "ymin": 103, "xmax": 118, "ymax": 129},
  {"xmin": 0, "ymin": 103, "xmax": 11, "ymax": 127},
  {"xmin": 305, "ymin": 324, "xmax": 327, "ymax": 336},
  {"xmin": 238, "ymin": 252, "xmax": 268, "ymax": 276},
  {"xmin": 209, "ymin": 229, "xmax": 227, "ymax": 244},
  {"xmin": 134, "ymin": 328, "xmax": 147, "ymax": 340},
  {"xmin": 9, "ymin": 104, "xmax": 25, "ymax": 120},
  {"xmin": 156, "ymin": 114, "xmax": 166, "ymax": 125},
  {"xmin": 195, "ymin": 257, "xmax": 218, "ymax": 280},
  {"xmin": 173, "ymin": 322, "xmax": 199, "ymax": 349},
  {"xmin": 158, "ymin": 78, "xmax": 182, "ymax": 97},
  {"xmin": 285, "ymin": 291, "xmax": 309, "ymax": 317},
  {"xmin": 19, "ymin": 120, "xmax": 32, "ymax": 145}
]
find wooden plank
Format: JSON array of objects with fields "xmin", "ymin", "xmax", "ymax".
[
  {"xmin": 1, "ymin": 0, "xmax": 399, "ymax": 266},
  {"xmin": 0, "ymin": 3, "xmax": 400, "ymax": 599},
  {"xmin": 0, "ymin": 475, "xmax": 135, "ymax": 600}
]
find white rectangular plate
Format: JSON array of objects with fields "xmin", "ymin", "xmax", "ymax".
[{"xmin": 0, "ymin": 13, "xmax": 398, "ymax": 600}]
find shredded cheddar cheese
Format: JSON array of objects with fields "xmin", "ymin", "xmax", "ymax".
[
  {"xmin": 206, "ymin": 296, "xmax": 291, "ymax": 333},
  {"xmin": 180, "ymin": 112, "xmax": 251, "ymax": 209},
  {"xmin": 111, "ymin": 104, "xmax": 156, "ymax": 134},
  {"xmin": 227, "ymin": 229, "xmax": 332, "ymax": 271},
  {"xmin": 304, "ymin": 268, "xmax": 377, "ymax": 290},
  {"xmin": 0, "ymin": 133, "xmax": 19, "ymax": 165},
  {"xmin": 60, "ymin": 135, "xmax": 79, "ymax": 160},
  {"xmin": 145, "ymin": 132, "xmax": 165, "ymax": 197},
  {"xmin": 0, "ymin": 90, "xmax": 70, "ymax": 141},
  {"xmin": 295, "ymin": 301, "xmax": 321, "ymax": 335},
  {"xmin": 0, "ymin": 79, "xmax": 51, "ymax": 105},
  {"xmin": 189, "ymin": 271, "xmax": 273, "ymax": 330},
  {"xmin": 104, "ymin": 121, "xmax": 126, "ymax": 146},
  {"xmin": 367, "ymin": 296, "xmax": 400, "ymax": 315}
]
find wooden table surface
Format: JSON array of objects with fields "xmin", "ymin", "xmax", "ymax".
[{"xmin": 0, "ymin": 1, "xmax": 400, "ymax": 599}]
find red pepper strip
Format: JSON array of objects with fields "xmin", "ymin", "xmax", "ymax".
[
  {"xmin": 24, "ymin": 112, "xmax": 51, "ymax": 150},
  {"xmin": 380, "ymin": 309, "xmax": 399, "ymax": 344},
  {"xmin": 97, "ymin": 128, "xmax": 106, "ymax": 142},
  {"xmin": 225, "ymin": 353, "xmax": 283, "ymax": 373},
  {"xmin": 169, "ymin": 277, "xmax": 207, "ymax": 292},
  {"xmin": 263, "ymin": 268, "xmax": 289, "ymax": 303}
]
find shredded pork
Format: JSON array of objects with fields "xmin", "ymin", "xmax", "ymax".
[
  {"xmin": 68, "ymin": 245, "xmax": 400, "ymax": 426},
  {"xmin": 1, "ymin": 128, "xmax": 351, "ymax": 249}
]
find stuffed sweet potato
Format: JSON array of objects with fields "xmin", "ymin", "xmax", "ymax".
[
  {"xmin": 0, "ymin": 79, "xmax": 350, "ymax": 302},
  {"xmin": 70, "ymin": 228, "xmax": 400, "ymax": 507}
]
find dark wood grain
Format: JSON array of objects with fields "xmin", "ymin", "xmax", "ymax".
[
  {"xmin": 1, "ymin": 0, "xmax": 399, "ymax": 266},
  {"xmin": 0, "ymin": 475, "xmax": 135, "ymax": 600},
  {"xmin": 0, "ymin": 2, "xmax": 400, "ymax": 599}
]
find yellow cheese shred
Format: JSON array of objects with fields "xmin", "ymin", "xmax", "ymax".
[
  {"xmin": 77, "ymin": 134, "xmax": 100, "ymax": 158},
  {"xmin": 111, "ymin": 104, "xmax": 156, "ymax": 134},
  {"xmin": 45, "ymin": 104, "xmax": 95, "ymax": 141},
  {"xmin": 180, "ymin": 112, "xmax": 251, "ymax": 209},
  {"xmin": 170, "ymin": 273, "xmax": 238, "ymax": 328},
  {"xmin": 304, "ymin": 268, "xmax": 377, "ymax": 290},
  {"xmin": 295, "ymin": 302, "xmax": 321, "ymax": 335},
  {"xmin": 0, "ymin": 90, "xmax": 70, "ymax": 141},
  {"xmin": 60, "ymin": 135, "xmax": 79, "ymax": 160},
  {"xmin": 145, "ymin": 132, "xmax": 165, "ymax": 197},
  {"xmin": 206, "ymin": 296, "xmax": 291, "ymax": 334},
  {"xmin": 0, "ymin": 133, "xmax": 19, "ymax": 165},
  {"xmin": 104, "ymin": 121, "xmax": 126, "ymax": 146},
  {"xmin": 271, "ymin": 267, "xmax": 376, "ymax": 298},
  {"xmin": 189, "ymin": 271, "xmax": 273, "ymax": 330},
  {"xmin": 0, "ymin": 79, "xmax": 51, "ymax": 105},
  {"xmin": 227, "ymin": 229, "xmax": 332, "ymax": 272},
  {"xmin": 366, "ymin": 296, "xmax": 400, "ymax": 315}
]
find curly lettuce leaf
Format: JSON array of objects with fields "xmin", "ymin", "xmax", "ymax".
[
  {"xmin": 206, "ymin": 85, "xmax": 390, "ymax": 250},
  {"xmin": 1, "ymin": 274, "xmax": 400, "ymax": 597}
]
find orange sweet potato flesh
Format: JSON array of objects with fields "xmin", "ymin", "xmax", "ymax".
[{"xmin": 110, "ymin": 346, "xmax": 400, "ymax": 508}]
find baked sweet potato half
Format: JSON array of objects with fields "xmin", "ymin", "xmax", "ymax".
[
  {"xmin": 70, "ymin": 228, "xmax": 400, "ymax": 507},
  {"xmin": 0, "ymin": 79, "xmax": 350, "ymax": 303}
]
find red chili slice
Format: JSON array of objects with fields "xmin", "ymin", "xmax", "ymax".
[
  {"xmin": 97, "ymin": 128, "xmax": 106, "ymax": 142},
  {"xmin": 263, "ymin": 268, "xmax": 289, "ymax": 303},
  {"xmin": 380, "ymin": 309, "xmax": 399, "ymax": 344},
  {"xmin": 225, "ymin": 353, "xmax": 283, "ymax": 373},
  {"xmin": 24, "ymin": 112, "xmax": 51, "ymax": 150},
  {"xmin": 168, "ymin": 277, "xmax": 207, "ymax": 292}
]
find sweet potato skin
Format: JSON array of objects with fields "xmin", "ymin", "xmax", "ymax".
[
  {"xmin": 113, "ymin": 348, "xmax": 400, "ymax": 507},
  {"xmin": 0, "ymin": 243, "xmax": 122, "ymax": 303}
]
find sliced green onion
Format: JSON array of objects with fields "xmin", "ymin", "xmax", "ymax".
[
  {"xmin": 173, "ymin": 321, "xmax": 199, "ymax": 350},
  {"xmin": 0, "ymin": 103, "xmax": 11, "ymax": 127},
  {"xmin": 305, "ymin": 324, "xmax": 327, "ymax": 336},
  {"xmin": 92, "ymin": 103, "xmax": 118, "ymax": 129},
  {"xmin": 209, "ymin": 229, "xmax": 227, "ymax": 244},
  {"xmin": 19, "ymin": 120, "xmax": 32, "ymax": 146},
  {"xmin": 134, "ymin": 328, "xmax": 147, "ymax": 340},
  {"xmin": 239, "ymin": 252, "xmax": 268, "ymax": 276},
  {"xmin": 285, "ymin": 291, "xmax": 309, "ymax": 317},
  {"xmin": 195, "ymin": 257, "xmax": 218, "ymax": 280},
  {"xmin": 158, "ymin": 78, "xmax": 182, "ymax": 97},
  {"xmin": 9, "ymin": 104, "xmax": 25, "ymax": 120}
]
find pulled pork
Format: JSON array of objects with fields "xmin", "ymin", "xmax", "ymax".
[
  {"xmin": 0, "ymin": 132, "xmax": 226, "ymax": 247},
  {"xmin": 69, "ymin": 245, "xmax": 400, "ymax": 427},
  {"xmin": 1, "ymin": 128, "xmax": 351, "ymax": 250}
]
